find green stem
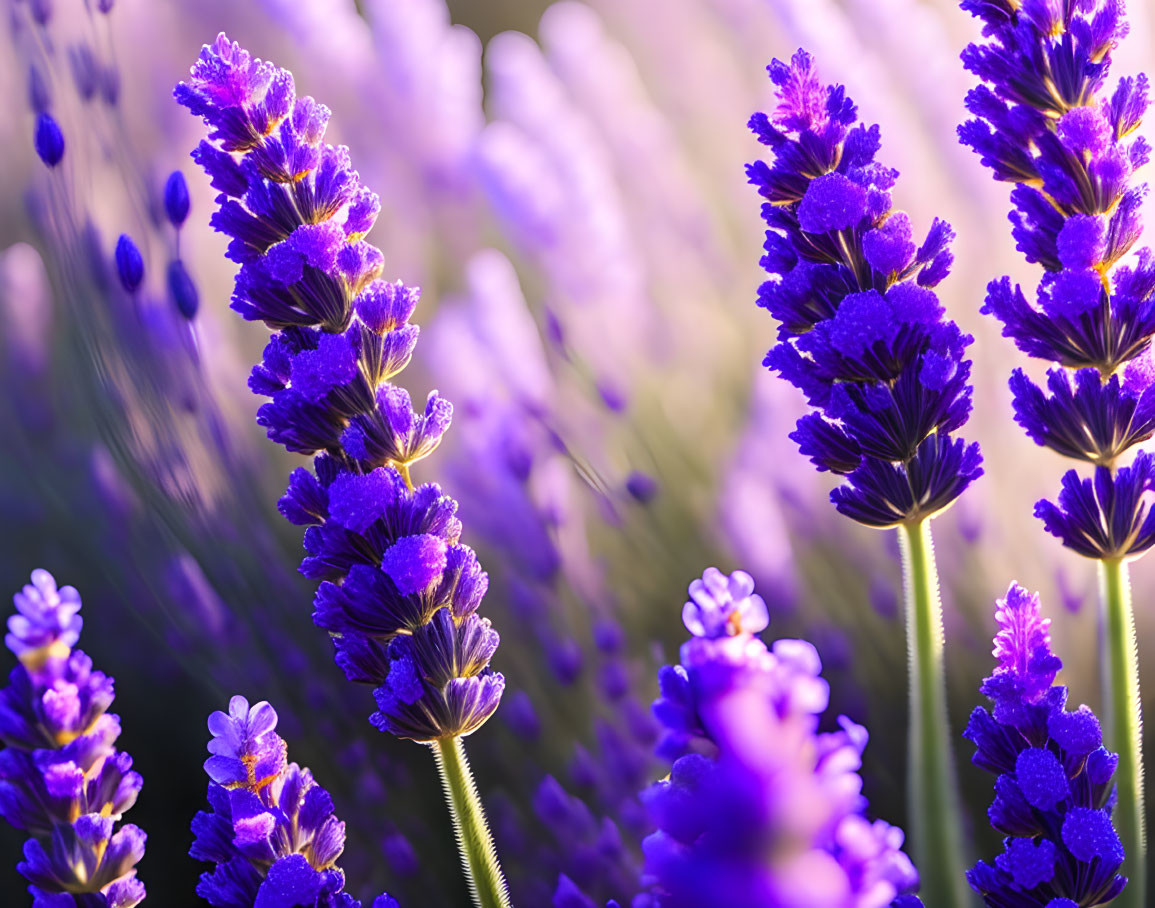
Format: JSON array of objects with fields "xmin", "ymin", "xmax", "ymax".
[
  {"xmin": 898, "ymin": 519, "xmax": 971, "ymax": 908},
  {"xmin": 431, "ymin": 736, "xmax": 513, "ymax": 908},
  {"xmin": 1099, "ymin": 558, "xmax": 1146, "ymax": 908}
]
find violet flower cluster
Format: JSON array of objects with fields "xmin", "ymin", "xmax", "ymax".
[
  {"xmin": 175, "ymin": 34, "xmax": 503, "ymax": 742},
  {"xmin": 643, "ymin": 568, "xmax": 922, "ymax": 907},
  {"xmin": 747, "ymin": 51, "xmax": 981, "ymax": 527},
  {"xmin": 964, "ymin": 584, "xmax": 1125, "ymax": 905},
  {"xmin": 960, "ymin": 0, "xmax": 1155, "ymax": 556},
  {"xmin": 191, "ymin": 694, "xmax": 397, "ymax": 907},
  {"xmin": 0, "ymin": 571, "xmax": 146, "ymax": 906}
]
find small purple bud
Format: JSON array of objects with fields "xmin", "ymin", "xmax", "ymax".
[
  {"xmin": 625, "ymin": 471, "xmax": 659, "ymax": 503},
  {"xmin": 501, "ymin": 690, "xmax": 541, "ymax": 741},
  {"xmin": 97, "ymin": 0, "xmax": 115, "ymax": 11},
  {"xmin": 30, "ymin": 0, "xmax": 52, "ymax": 26},
  {"xmin": 34, "ymin": 113, "xmax": 65, "ymax": 168},
  {"xmin": 382, "ymin": 832, "xmax": 418, "ymax": 877},
  {"xmin": 101, "ymin": 64, "xmax": 120, "ymax": 107},
  {"xmin": 545, "ymin": 308, "xmax": 565, "ymax": 349},
  {"xmin": 164, "ymin": 171, "xmax": 190, "ymax": 227},
  {"xmin": 598, "ymin": 379, "xmax": 627, "ymax": 413},
  {"xmin": 167, "ymin": 260, "xmax": 199, "ymax": 319},
  {"xmin": 68, "ymin": 45, "xmax": 99, "ymax": 102},
  {"xmin": 114, "ymin": 235, "xmax": 144, "ymax": 294},
  {"xmin": 599, "ymin": 661, "xmax": 629, "ymax": 701},
  {"xmin": 548, "ymin": 638, "xmax": 583, "ymax": 685},
  {"xmin": 593, "ymin": 620, "xmax": 624, "ymax": 654}
]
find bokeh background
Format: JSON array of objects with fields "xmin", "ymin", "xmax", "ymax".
[{"xmin": 3, "ymin": 0, "xmax": 1155, "ymax": 903}]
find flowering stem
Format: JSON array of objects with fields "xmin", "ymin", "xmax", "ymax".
[
  {"xmin": 1099, "ymin": 557, "xmax": 1146, "ymax": 908},
  {"xmin": 431, "ymin": 736, "xmax": 513, "ymax": 908},
  {"xmin": 898, "ymin": 518, "xmax": 970, "ymax": 908}
]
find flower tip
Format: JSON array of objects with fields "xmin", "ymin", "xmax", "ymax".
[
  {"xmin": 8, "ymin": 569, "xmax": 83, "ymax": 664},
  {"xmin": 167, "ymin": 259, "xmax": 199, "ymax": 319},
  {"xmin": 163, "ymin": 170, "xmax": 190, "ymax": 227},
  {"xmin": 682, "ymin": 567, "xmax": 769, "ymax": 638},
  {"xmin": 33, "ymin": 112, "xmax": 64, "ymax": 168},
  {"xmin": 114, "ymin": 234, "xmax": 144, "ymax": 294}
]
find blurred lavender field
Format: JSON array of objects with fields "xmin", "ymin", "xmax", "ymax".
[{"xmin": 3, "ymin": 0, "xmax": 1155, "ymax": 904}]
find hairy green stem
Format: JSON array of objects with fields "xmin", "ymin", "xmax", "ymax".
[
  {"xmin": 431, "ymin": 736, "xmax": 513, "ymax": 908},
  {"xmin": 1099, "ymin": 557, "xmax": 1146, "ymax": 908},
  {"xmin": 898, "ymin": 519, "xmax": 970, "ymax": 908}
]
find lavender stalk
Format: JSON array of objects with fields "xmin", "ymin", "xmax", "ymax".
[
  {"xmin": 433, "ymin": 736, "xmax": 510, "ymax": 908},
  {"xmin": 747, "ymin": 51, "xmax": 981, "ymax": 908},
  {"xmin": 175, "ymin": 34, "xmax": 509, "ymax": 907},
  {"xmin": 1100, "ymin": 556, "xmax": 1144, "ymax": 907}
]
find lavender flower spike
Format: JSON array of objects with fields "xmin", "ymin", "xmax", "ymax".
[
  {"xmin": 965, "ymin": 584, "xmax": 1126, "ymax": 906},
  {"xmin": 748, "ymin": 51, "xmax": 972, "ymax": 908},
  {"xmin": 960, "ymin": 0, "xmax": 1155, "ymax": 557},
  {"xmin": 191, "ymin": 695, "xmax": 397, "ymax": 908},
  {"xmin": 0, "ymin": 570, "xmax": 146, "ymax": 906},
  {"xmin": 748, "ymin": 50, "xmax": 981, "ymax": 528},
  {"xmin": 644, "ymin": 567, "xmax": 922, "ymax": 908},
  {"xmin": 177, "ymin": 34, "xmax": 509, "ymax": 908},
  {"xmin": 959, "ymin": 3, "xmax": 1153, "ymax": 901}
]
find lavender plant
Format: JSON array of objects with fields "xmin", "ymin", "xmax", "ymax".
[
  {"xmin": 176, "ymin": 34, "xmax": 508, "ymax": 908},
  {"xmin": 965, "ymin": 583, "xmax": 1126, "ymax": 905},
  {"xmin": 959, "ymin": 2, "xmax": 1152, "ymax": 901},
  {"xmin": 191, "ymin": 694, "xmax": 396, "ymax": 907},
  {"xmin": 644, "ymin": 568, "xmax": 922, "ymax": 907},
  {"xmin": 748, "ymin": 50, "xmax": 980, "ymax": 908},
  {"xmin": 0, "ymin": 571, "xmax": 146, "ymax": 906}
]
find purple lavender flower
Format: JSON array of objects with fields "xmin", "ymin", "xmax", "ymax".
[
  {"xmin": 748, "ymin": 50, "xmax": 971, "ymax": 907},
  {"xmin": 0, "ymin": 571, "xmax": 146, "ymax": 906},
  {"xmin": 191, "ymin": 694, "xmax": 397, "ymax": 907},
  {"xmin": 959, "ymin": 0, "xmax": 1154, "ymax": 555},
  {"xmin": 642, "ymin": 568, "xmax": 921, "ymax": 907},
  {"xmin": 748, "ymin": 50, "xmax": 981, "ymax": 527},
  {"xmin": 964, "ymin": 584, "xmax": 1126, "ymax": 905},
  {"xmin": 176, "ymin": 33, "xmax": 502, "ymax": 743}
]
